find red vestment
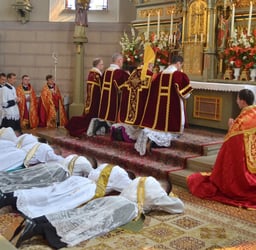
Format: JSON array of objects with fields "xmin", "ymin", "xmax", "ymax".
[
  {"xmin": 119, "ymin": 67, "xmax": 153, "ymax": 125},
  {"xmin": 140, "ymin": 71, "xmax": 192, "ymax": 132},
  {"xmin": 38, "ymin": 83, "xmax": 67, "ymax": 128},
  {"xmin": 187, "ymin": 105, "xmax": 256, "ymax": 209},
  {"xmin": 16, "ymin": 84, "xmax": 39, "ymax": 129},
  {"xmin": 98, "ymin": 68, "xmax": 129, "ymax": 122},
  {"xmin": 65, "ymin": 69, "xmax": 102, "ymax": 137}
]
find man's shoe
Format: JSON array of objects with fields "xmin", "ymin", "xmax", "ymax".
[
  {"xmin": 15, "ymin": 218, "xmax": 37, "ymax": 248},
  {"xmin": 0, "ymin": 191, "xmax": 8, "ymax": 209}
]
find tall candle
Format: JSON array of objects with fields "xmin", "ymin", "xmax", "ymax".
[
  {"xmin": 195, "ymin": 34, "xmax": 197, "ymax": 43},
  {"xmin": 170, "ymin": 11, "xmax": 173, "ymax": 40},
  {"xmin": 157, "ymin": 11, "xmax": 160, "ymax": 40},
  {"xmin": 231, "ymin": 4, "xmax": 235, "ymax": 38},
  {"xmin": 224, "ymin": 0, "xmax": 227, "ymax": 10},
  {"xmin": 147, "ymin": 13, "xmax": 151, "ymax": 41},
  {"xmin": 247, "ymin": 1, "xmax": 253, "ymax": 36}
]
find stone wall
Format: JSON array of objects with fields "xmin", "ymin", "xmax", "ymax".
[{"xmin": 0, "ymin": 0, "xmax": 136, "ymax": 104}]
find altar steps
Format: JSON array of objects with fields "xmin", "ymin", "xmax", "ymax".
[{"xmin": 34, "ymin": 127, "xmax": 224, "ymax": 188}]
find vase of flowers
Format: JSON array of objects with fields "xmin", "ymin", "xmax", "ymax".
[
  {"xmin": 223, "ymin": 29, "xmax": 256, "ymax": 78},
  {"xmin": 250, "ymin": 68, "xmax": 256, "ymax": 81},
  {"xmin": 120, "ymin": 27, "xmax": 143, "ymax": 70},
  {"xmin": 233, "ymin": 67, "xmax": 241, "ymax": 80}
]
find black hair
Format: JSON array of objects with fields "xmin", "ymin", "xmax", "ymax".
[
  {"xmin": 238, "ymin": 89, "xmax": 255, "ymax": 105},
  {"xmin": 171, "ymin": 55, "xmax": 184, "ymax": 64},
  {"xmin": 127, "ymin": 170, "xmax": 136, "ymax": 180}
]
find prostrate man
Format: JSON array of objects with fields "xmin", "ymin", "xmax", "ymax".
[
  {"xmin": 120, "ymin": 176, "xmax": 184, "ymax": 215},
  {"xmin": 38, "ymin": 74, "xmax": 67, "ymax": 128},
  {"xmin": 0, "ymin": 154, "xmax": 95, "ymax": 193},
  {"xmin": 187, "ymin": 89, "xmax": 256, "ymax": 209},
  {"xmin": 13, "ymin": 176, "xmax": 183, "ymax": 249},
  {"xmin": 135, "ymin": 55, "xmax": 193, "ymax": 155},
  {"xmin": 0, "ymin": 128, "xmax": 63, "ymax": 171},
  {"xmin": 65, "ymin": 58, "xmax": 104, "ymax": 137},
  {"xmin": 16, "ymin": 75, "xmax": 39, "ymax": 129},
  {"xmin": 1, "ymin": 73, "xmax": 21, "ymax": 134},
  {"xmin": 0, "ymin": 163, "xmax": 135, "ymax": 219},
  {"xmin": 88, "ymin": 53, "xmax": 129, "ymax": 135}
]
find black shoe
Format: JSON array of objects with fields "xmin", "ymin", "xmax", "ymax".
[
  {"xmin": 93, "ymin": 120, "xmax": 110, "ymax": 135},
  {"xmin": 0, "ymin": 191, "xmax": 8, "ymax": 209},
  {"xmin": 15, "ymin": 218, "xmax": 37, "ymax": 248}
]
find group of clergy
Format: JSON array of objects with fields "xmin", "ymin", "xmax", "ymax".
[
  {"xmin": 0, "ymin": 72, "xmax": 67, "ymax": 134},
  {"xmin": 66, "ymin": 45, "xmax": 193, "ymax": 155}
]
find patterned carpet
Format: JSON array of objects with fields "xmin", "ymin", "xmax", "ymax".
[{"xmin": 1, "ymin": 185, "xmax": 255, "ymax": 250}]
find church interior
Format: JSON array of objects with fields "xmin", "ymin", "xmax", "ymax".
[{"xmin": 0, "ymin": 0, "xmax": 256, "ymax": 249}]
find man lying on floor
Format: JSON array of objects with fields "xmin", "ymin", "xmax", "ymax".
[
  {"xmin": 11, "ymin": 176, "xmax": 184, "ymax": 249},
  {"xmin": 0, "ymin": 154, "xmax": 95, "ymax": 193},
  {"xmin": 0, "ymin": 127, "xmax": 63, "ymax": 171},
  {"xmin": 0, "ymin": 163, "xmax": 135, "ymax": 219}
]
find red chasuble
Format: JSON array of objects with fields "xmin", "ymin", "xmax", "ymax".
[
  {"xmin": 98, "ymin": 68, "xmax": 129, "ymax": 122},
  {"xmin": 65, "ymin": 69, "xmax": 102, "ymax": 137},
  {"xmin": 187, "ymin": 105, "xmax": 256, "ymax": 209},
  {"xmin": 38, "ymin": 83, "xmax": 67, "ymax": 128},
  {"xmin": 16, "ymin": 84, "xmax": 39, "ymax": 129},
  {"xmin": 140, "ymin": 71, "xmax": 192, "ymax": 132},
  {"xmin": 119, "ymin": 67, "xmax": 153, "ymax": 126}
]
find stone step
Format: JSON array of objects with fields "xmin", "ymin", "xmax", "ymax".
[
  {"xmin": 169, "ymin": 169, "xmax": 195, "ymax": 189},
  {"xmin": 34, "ymin": 127, "xmax": 224, "ymax": 189},
  {"xmin": 186, "ymin": 154, "xmax": 217, "ymax": 172}
]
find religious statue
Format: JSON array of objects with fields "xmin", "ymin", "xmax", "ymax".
[
  {"xmin": 75, "ymin": 0, "xmax": 90, "ymax": 27},
  {"xmin": 217, "ymin": 9, "xmax": 231, "ymax": 49}
]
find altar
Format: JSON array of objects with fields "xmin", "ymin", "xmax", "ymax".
[{"xmin": 186, "ymin": 81, "xmax": 256, "ymax": 130}]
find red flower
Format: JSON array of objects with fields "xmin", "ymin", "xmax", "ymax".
[{"xmin": 234, "ymin": 59, "xmax": 242, "ymax": 68}]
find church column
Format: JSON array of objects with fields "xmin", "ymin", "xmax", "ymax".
[
  {"xmin": 202, "ymin": 0, "xmax": 217, "ymax": 80},
  {"xmin": 69, "ymin": 0, "xmax": 89, "ymax": 117}
]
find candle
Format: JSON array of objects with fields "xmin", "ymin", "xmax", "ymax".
[
  {"xmin": 195, "ymin": 34, "xmax": 197, "ymax": 43},
  {"xmin": 224, "ymin": 0, "xmax": 227, "ymax": 10},
  {"xmin": 248, "ymin": 1, "xmax": 253, "ymax": 36},
  {"xmin": 157, "ymin": 11, "xmax": 160, "ymax": 40},
  {"xmin": 169, "ymin": 34, "xmax": 173, "ymax": 44},
  {"xmin": 231, "ymin": 4, "xmax": 235, "ymax": 38},
  {"xmin": 170, "ymin": 11, "xmax": 173, "ymax": 40},
  {"xmin": 173, "ymin": 34, "xmax": 176, "ymax": 45},
  {"xmin": 147, "ymin": 13, "xmax": 151, "ymax": 41}
]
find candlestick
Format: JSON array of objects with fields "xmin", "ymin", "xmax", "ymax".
[
  {"xmin": 147, "ymin": 13, "xmax": 151, "ymax": 41},
  {"xmin": 169, "ymin": 34, "xmax": 173, "ymax": 45},
  {"xmin": 157, "ymin": 11, "xmax": 160, "ymax": 40},
  {"xmin": 248, "ymin": 1, "xmax": 253, "ymax": 36},
  {"xmin": 170, "ymin": 11, "xmax": 173, "ymax": 40},
  {"xmin": 231, "ymin": 4, "xmax": 235, "ymax": 38}
]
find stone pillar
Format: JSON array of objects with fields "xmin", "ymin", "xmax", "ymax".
[
  {"xmin": 202, "ymin": 0, "xmax": 217, "ymax": 80},
  {"xmin": 69, "ymin": 0, "xmax": 89, "ymax": 117}
]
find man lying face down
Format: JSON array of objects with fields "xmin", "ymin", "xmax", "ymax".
[{"xmin": 12, "ymin": 176, "xmax": 184, "ymax": 249}]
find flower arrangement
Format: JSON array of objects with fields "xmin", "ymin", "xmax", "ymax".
[
  {"xmin": 119, "ymin": 27, "xmax": 143, "ymax": 70},
  {"xmin": 224, "ymin": 29, "xmax": 256, "ymax": 69},
  {"xmin": 120, "ymin": 28, "xmax": 171, "ymax": 69},
  {"xmin": 149, "ymin": 31, "xmax": 170, "ymax": 66}
]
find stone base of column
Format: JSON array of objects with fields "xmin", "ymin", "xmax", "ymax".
[{"xmin": 69, "ymin": 103, "xmax": 84, "ymax": 118}]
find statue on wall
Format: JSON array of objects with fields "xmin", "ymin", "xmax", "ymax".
[
  {"xmin": 75, "ymin": 0, "xmax": 90, "ymax": 27},
  {"xmin": 217, "ymin": 8, "xmax": 231, "ymax": 49}
]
